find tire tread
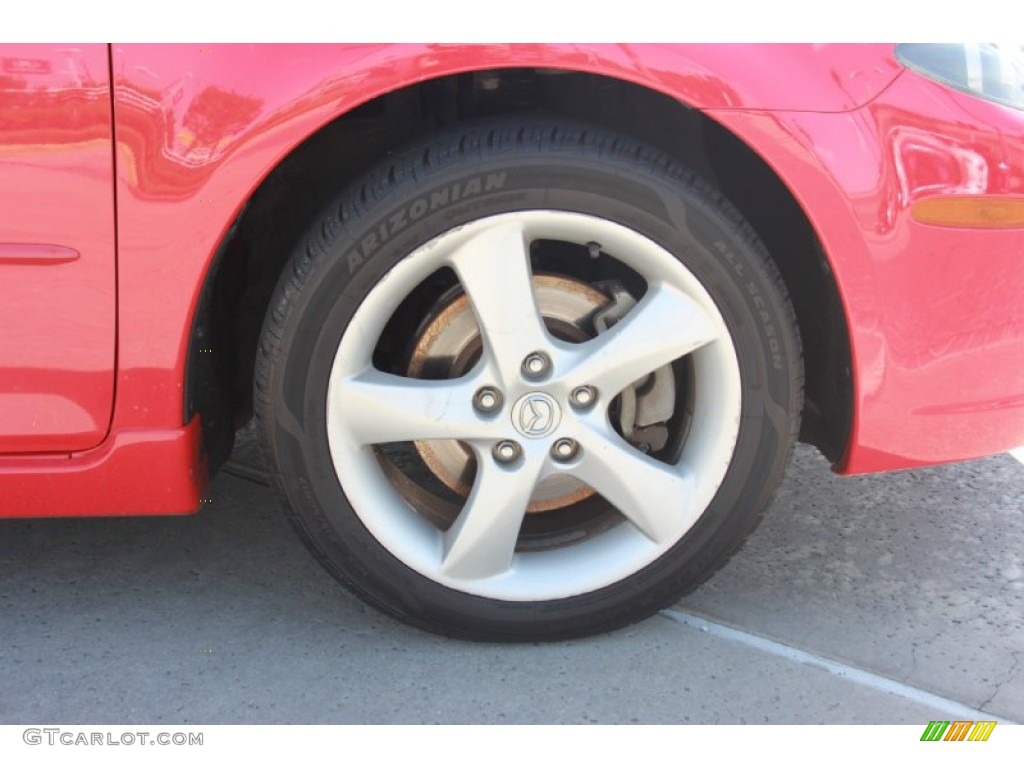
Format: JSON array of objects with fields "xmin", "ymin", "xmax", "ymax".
[{"xmin": 254, "ymin": 117, "xmax": 803, "ymax": 641}]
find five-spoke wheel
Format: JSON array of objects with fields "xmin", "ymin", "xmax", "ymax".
[
  {"xmin": 255, "ymin": 120, "xmax": 801, "ymax": 640},
  {"xmin": 326, "ymin": 212, "xmax": 741, "ymax": 599}
]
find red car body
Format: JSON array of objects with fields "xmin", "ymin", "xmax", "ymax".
[{"xmin": 1, "ymin": 43, "xmax": 1022, "ymax": 517}]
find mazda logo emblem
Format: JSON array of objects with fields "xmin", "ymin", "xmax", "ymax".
[
  {"xmin": 511, "ymin": 392, "xmax": 561, "ymax": 439},
  {"xmin": 521, "ymin": 397, "xmax": 553, "ymax": 435}
]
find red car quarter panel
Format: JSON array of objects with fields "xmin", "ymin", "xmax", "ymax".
[
  {"xmin": 709, "ymin": 70, "xmax": 1024, "ymax": 472},
  {"xmin": 0, "ymin": 43, "xmax": 1021, "ymax": 512}
]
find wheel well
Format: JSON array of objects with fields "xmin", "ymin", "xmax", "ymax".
[{"xmin": 187, "ymin": 68, "xmax": 852, "ymax": 472}]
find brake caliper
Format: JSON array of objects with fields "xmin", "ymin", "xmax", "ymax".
[{"xmin": 592, "ymin": 281, "xmax": 674, "ymax": 453}]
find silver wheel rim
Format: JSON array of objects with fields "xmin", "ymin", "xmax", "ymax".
[{"xmin": 326, "ymin": 211, "xmax": 742, "ymax": 601}]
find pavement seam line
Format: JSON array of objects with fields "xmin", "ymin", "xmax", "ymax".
[
  {"xmin": 659, "ymin": 608, "xmax": 1018, "ymax": 724},
  {"xmin": 978, "ymin": 649, "xmax": 1021, "ymax": 713}
]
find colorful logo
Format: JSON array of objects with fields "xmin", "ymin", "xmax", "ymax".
[{"xmin": 920, "ymin": 721, "xmax": 996, "ymax": 741}]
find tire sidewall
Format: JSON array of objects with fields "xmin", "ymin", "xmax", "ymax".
[{"xmin": 261, "ymin": 138, "xmax": 800, "ymax": 640}]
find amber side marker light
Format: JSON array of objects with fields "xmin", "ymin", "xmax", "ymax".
[{"xmin": 911, "ymin": 196, "xmax": 1024, "ymax": 228}]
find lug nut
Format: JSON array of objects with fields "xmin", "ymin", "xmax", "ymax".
[
  {"xmin": 473, "ymin": 387, "xmax": 503, "ymax": 414},
  {"xmin": 570, "ymin": 385, "xmax": 597, "ymax": 409},
  {"xmin": 551, "ymin": 438, "xmax": 579, "ymax": 462},
  {"xmin": 493, "ymin": 440, "xmax": 522, "ymax": 464},
  {"xmin": 522, "ymin": 352, "xmax": 551, "ymax": 379}
]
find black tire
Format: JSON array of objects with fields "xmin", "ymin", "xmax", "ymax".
[{"xmin": 255, "ymin": 119, "xmax": 802, "ymax": 641}]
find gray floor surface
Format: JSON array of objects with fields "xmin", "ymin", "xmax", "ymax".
[{"xmin": 1, "ymin": 432, "xmax": 1020, "ymax": 724}]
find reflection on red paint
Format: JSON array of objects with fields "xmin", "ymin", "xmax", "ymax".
[{"xmin": 710, "ymin": 68, "xmax": 1024, "ymax": 472}]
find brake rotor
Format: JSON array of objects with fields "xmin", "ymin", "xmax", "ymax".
[{"xmin": 408, "ymin": 274, "xmax": 607, "ymax": 512}]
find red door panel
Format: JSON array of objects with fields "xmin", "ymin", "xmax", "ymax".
[{"xmin": 0, "ymin": 44, "xmax": 116, "ymax": 453}]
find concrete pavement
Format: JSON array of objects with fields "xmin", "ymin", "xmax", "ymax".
[{"xmin": 1, "ymin": 435, "xmax": 1020, "ymax": 724}]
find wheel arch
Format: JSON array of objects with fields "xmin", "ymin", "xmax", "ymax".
[{"xmin": 183, "ymin": 64, "xmax": 854, "ymax": 472}]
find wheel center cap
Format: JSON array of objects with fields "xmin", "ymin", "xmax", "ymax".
[{"xmin": 511, "ymin": 392, "xmax": 561, "ymax": 439}]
